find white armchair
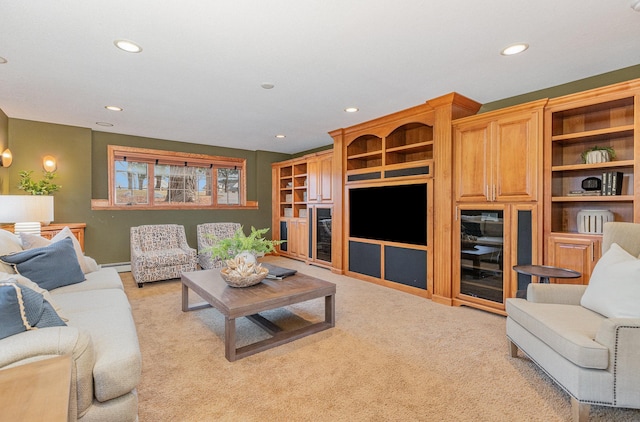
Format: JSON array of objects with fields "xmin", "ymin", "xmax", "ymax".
[
  {"xmin": 130, "ymin": 224, "xmax": 197, "ymax": 287},
  {"xmin": 196, "ymin": 222, "xmax": 241, "ymax": 269},
  {"xmin": 506, "ymin": 222, "xmax": 640, "ymax": 421}
]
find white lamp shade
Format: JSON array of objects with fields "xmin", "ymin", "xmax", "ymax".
[{"xmin": 0, "ymin": 195, "xmax": 54, "ymax": 224}]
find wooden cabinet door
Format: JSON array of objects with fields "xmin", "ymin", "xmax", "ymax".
[
  {"xmin": 493, "ymin": 112, "xmax": 539, "ymax": 202},
  {"xmin": 307, "ymin": 158, "xmax": 319, "ymax": 202},
  {"xmin": 288, "ymin": 219, "xmax": 308, "ymax": 260},
  {"xmin": 547, "ymin": 235, "xmax": 601, "ymax": 284},
  {"xmin": 454, "ymin": 122, "xmax": 490, "ymax": 202},
  {"xmin": 307, "ymin": 153, "xmax": 333, "ymax": 203},
  {"xmin": 319, "ymin": 154, "xmax": 333, "ymax": 202}
]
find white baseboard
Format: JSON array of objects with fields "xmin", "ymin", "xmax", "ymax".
[{"xmin": 101, "ymin": 262, "xmax": 131, "ymax": 273}]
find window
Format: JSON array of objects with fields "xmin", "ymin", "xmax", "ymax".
[{"xmin": 105, "ymin": 145, "xmax": 249, "ymax": 209}]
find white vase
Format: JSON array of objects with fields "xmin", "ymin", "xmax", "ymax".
[
  {"xmin": 235, "ymin": 251, "xmax": 257, "ymax": 265},
  {"xmin": 585, "ymin": 150, "xmax": 610, "ymax": 164}
]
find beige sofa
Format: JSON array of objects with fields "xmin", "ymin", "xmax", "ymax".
[
  {"xmin": 0, "ymin": 229, "xmax": 141, "ymax": 421},
  {"xmin": 506, "ymin": 222, "xmax": 640, "ymax": 421}
]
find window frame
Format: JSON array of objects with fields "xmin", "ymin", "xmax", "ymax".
[{"xmin": 95, "ymin": 145, "xmax": 255, "ymax": 210}]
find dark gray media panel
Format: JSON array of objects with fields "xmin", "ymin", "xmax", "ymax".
[
  {"xmin": 516, "ymin": 210, "xmax": 533, "ymax": 295},
  {"xmin": 279, "ymin": 221, "xmax": 288, "ymax": 252},
  {"xmin": 384, "ymin": 246, "xmax": 427, "ymax": 289},
  {"xmin": 349, "ymin": 241, "xmax": 381, "ymax": 278}
]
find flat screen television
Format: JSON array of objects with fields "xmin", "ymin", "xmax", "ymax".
[{"xmin": 349, "ymin": 183, "xmax": 427, "ymax": 246}]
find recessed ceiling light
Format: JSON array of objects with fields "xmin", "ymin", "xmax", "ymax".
[
  {"xmin": 344, "ymin": 107, "xmax": 359, "ymax": 113},
  {"xmin": 261, "ymin": 83, "xmax": 275, "ymax": 89},
  {"xmin": 114, "ymin": 39, "xmax": 143, "ymax": 53},
  {"xmin": 0, "ymin": 57, "xmax": 7, "ymax": 64},
  {"xmin": 105, "ymin": 105, "xmax": 123, "ymax": 111},
  {"xmin": 501, "ymin": 43, "xmax": 529, "ymax": 56},
  {"xmin": 275, "ymin": 134, "xmax": 286, "ymax": 139},
  {"xmin": 96, "ymin": 122, "xmax": 114, "ymax": 127}
]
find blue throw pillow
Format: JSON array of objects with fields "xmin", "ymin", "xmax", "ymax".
[
  {"xmin": 0, "ymin": 282, "xmax": 66, "ymax": 340},
  {"xmin": 0, "ymin": 237, "xmax": 85, "ymax": 290}
]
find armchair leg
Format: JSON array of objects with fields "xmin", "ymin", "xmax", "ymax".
[
  {"xmin": 571, "ymin": 397, "xmax": 589, "ymax": 422},
  {"xmin": 508, "ymin": 340, "xmax": 518, "ymax": 357},
  {"xmin": 137, "ymin": 283, "xmax": 144, "ymax": 288}
]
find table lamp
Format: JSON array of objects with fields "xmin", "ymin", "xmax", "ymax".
[{"xmin": 0, "ymin": 195, "xmax": 54, "ymax": 235}]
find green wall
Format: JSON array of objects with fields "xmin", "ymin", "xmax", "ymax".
[
  {"xmin": 480, "ymin": 64, "xmax": 640, "ymax": 112},
  {"xmin": 5, "ymin": 120, "xmax": 289, "ymax": 264}
]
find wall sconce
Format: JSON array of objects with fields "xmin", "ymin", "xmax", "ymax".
[
  {"xmin": 0, "ymin": 148, "xmax": 12, "ymax": 167},
  {"xmin": 42, "ymin": 155, "xmax": 57, "ymax": 172}
]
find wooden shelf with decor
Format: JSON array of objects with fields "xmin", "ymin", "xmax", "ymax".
[
  {"xmin": 271, "ymin": 150, "xmax": 335, "ymax": 268},
  {"xmin": 543, "ymin": 79, "xmax": 640, "ymax": 283},
  {"xmin": 1, "ymin": 223, "xmax": 86, "ymax": 251}
]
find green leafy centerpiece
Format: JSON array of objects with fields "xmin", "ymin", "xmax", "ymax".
[
  {"xmin": 205, "ymin": 226, "xmax": 283, "ymax": 287},
  {"xmin": 17, "ymin": 170, "xmax": 61, "ymax": 195}
]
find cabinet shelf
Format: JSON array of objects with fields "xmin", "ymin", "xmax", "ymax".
[
  {"xmin": 347, "ymin": 151, "xmax": 382, "ymax": 159},
  {"xmin": 551, "ymin": 159, "xmax": 634, "ymax": 172},
  {"xmin": 552, "ymin": 195, "xmax": 633, "ymax": 202},
  {"xmin": 551, "ymin": 125, "xmax": 634, "ymax": 144},
  {"xmin": 385, "ymin": 140, "xmax": 433, "ymax": 153}
]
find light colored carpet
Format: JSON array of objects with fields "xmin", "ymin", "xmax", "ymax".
[{"xmin": 122, "ymin": 256, "xmax": 640, "ymax": 421}]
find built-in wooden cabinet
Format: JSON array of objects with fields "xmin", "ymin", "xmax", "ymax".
[
  {"xmin": 272, "ymin": 150, "xmax": 334, "ymax": 266},
  {"xmin": 453, "ymin": 101, "xmax": 545, "ymax": 203},
  {"xmin": 331, "ymin": 94, "xmax": 482, "ymax": 299},
  {"xmin": 543, "ymin": 80, "xmax": 640, "ymax": 278},
  {"xmin": 451, "ymin": 101, "xmax": 545, "ymax": 314},
  {"xmin": 546, "ymin": 234, "xmax": 601, "ymax": 284}
]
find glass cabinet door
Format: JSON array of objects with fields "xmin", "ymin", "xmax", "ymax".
[
  {"xmin": 315, "ymin": 207, "xmax": 332, "ymax": 263},
  {"xmin": 459, "ymin": 209, "xmax": 505, "ymax": 303}
]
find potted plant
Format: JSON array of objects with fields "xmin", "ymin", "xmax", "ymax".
[
  {"xmin": 17, "ymin": 170, "xmax": 61, "ymax": 195},
  {"xmin": 204, "ymin": 226, "xmax": 283, "ymax": 264},
  {"xmin": 581, "ymin": 146, "xmax": 616, "ymax": 164}
]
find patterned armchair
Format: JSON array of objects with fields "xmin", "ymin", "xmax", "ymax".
[
  {"xmin": 197, "ymin": 222, "xmax": 241, "ymax": 269},
  {"xmin": 130, "ymin": 224, "xmax": 197, "ymax": 287}
]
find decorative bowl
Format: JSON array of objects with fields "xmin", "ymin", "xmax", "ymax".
[{"xmin": 220, "ymin": 266, "xmax": 269, "ymax": 288}]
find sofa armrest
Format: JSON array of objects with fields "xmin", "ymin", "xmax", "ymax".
[
  {"xmin": 526, "ymin": 283, "xmax": 587, "ymax": 305},
  {"xmin": 595, "ymin": 318, "xmax": 640, "ymax": 407},
  {"xmin": 0, "ymin": 327, "xmax": 96, "ymax": 420}
]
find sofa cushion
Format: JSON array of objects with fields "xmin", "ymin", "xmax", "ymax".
[
  {"xmin": 55, "ymin": 288, "xmax": 141, "ymax": 402},
  {"xmin": 20, "ymin": 227, "xmax": 96, "ymax": 274},
  {"xmin": 136, "ymin": 248, "xmax": 193, "ymax": 267},
  {"xmin": 506, "ymin": 298, "xmax": 609, "ymax": 369},
  {"xmin": 0, "ymin": 229, "xmax": 22, "ymax": 273},
  {"xmin": 581, "ymin": 243, "xmax": 640, "ymax": 318},
  {"xmin": 0, "ymin": 282, "xmax": 66, "ymax": 339},
  {"xmin": 50, "ymin": 267, "xmax": 124, "ymax": 295},
  {"xmin": 0, "ymin": 238, "xmax": 85, "ymax": 290}
]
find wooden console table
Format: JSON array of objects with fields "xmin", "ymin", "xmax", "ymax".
[
  {"xmin": 1, "ymin": 223, "xmax": 86, "ymax": 251},
  {"xmin": 0, "ymin": 355, "xmax": 72, "ymax": 421}
]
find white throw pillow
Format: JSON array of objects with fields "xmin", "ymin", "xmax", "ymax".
[
  {"xmin": 20, "ymin": 227, "xmax": 95, "ymax": 274},
  {"xmin": 580, "ymin": 243, "xmax": 640, "ymax": 318},
  {"xmin": 0, "ymin": 229, "xmax": 23, "ymax": 273}
]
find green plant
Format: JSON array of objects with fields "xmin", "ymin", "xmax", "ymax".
[
  {"xmin": 581, "ymin": 146, "xmax": 616, "ymax": 163},
  {"xmin": 204, "ymin": 226, "xmax": 283, "ymax": 261},
  {"xmin": 17, "ymin": 170, "xmax": 61, "ymax": 195}
]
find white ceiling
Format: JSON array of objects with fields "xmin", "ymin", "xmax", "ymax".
[{"xmin": 1, "ymin": 1, "xmax": 639, "ymax": 154}]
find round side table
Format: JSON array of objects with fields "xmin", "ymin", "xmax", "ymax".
[{"xmin": 512, "ymin": 264, "xmax": 581, "ymax": 284}]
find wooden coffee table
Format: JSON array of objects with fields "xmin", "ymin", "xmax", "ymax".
[{"xmin": 181, "ymin": 269, "xmax": 336, "ymax": 362}]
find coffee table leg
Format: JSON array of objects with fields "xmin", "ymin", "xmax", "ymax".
[
  {"xmin": 325, "ymin": 294, "xmax": 335, "ymax": 327},
  {"xmin": 225, "ymin": 317, "xmax": 237, "ymax": 362},
  {"xmin": 181, "ymin": 282, "xmax": 189, "ymax": 312}
]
